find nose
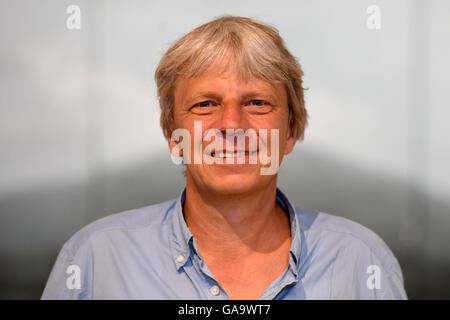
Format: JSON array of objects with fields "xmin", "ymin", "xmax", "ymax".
[{"xmin": 218, "ymin": 102, "xmax": 243, "ymax": 132}]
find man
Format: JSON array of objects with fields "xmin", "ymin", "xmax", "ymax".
[{"xmin": 42, "ymin": 16, "xmax": 407, "ymax": 299}]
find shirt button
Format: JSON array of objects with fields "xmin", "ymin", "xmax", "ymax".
[
  {"xmin": 210, "ymin": 285, "xmax": 220, "ymax": 296},
  {"xmin": 176, "ymin": 254, "xmax": 185, "ymax": 263}
]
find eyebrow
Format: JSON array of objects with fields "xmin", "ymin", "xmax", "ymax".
[{"xmin": 187, "ymin": 91, "xmax": 223, "ymax": 104}]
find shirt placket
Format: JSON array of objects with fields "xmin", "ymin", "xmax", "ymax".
[{"xmin": 187, "ymin": 237, "xmax": 229, "ymax": 300}]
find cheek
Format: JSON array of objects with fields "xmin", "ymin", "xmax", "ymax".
[{"xmin": 256, "ymin": 121, "xmax": 286, "ymax": 158}]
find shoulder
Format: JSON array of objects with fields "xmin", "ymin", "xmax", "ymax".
[
  {"xmin": 295, "ymin": 208, "xmax": 400, "ymax": 272},
  {"xmin": 61, "ymin": 198, "xmax": 177, "ymax": 257},
  {"xmin": 41, "ymin": 199, "xmax": 178, "ymax": 299}
]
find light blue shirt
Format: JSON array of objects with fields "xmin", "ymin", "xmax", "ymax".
[{"xmin": 41, "ymin": 188, "xmax": 407, "ymax": 299}]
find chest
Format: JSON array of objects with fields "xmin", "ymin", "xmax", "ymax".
[{"xmin": 200, "ymin": 244, "xmax": 291, "ymax": 299}]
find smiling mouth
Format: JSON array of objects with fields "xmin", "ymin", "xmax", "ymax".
[{"xmin": 210, "ymin": 150, "xmax": 258, "ymax": 158}]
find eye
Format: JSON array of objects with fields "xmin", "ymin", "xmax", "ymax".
[
  {"xmin": 248, "ymin": 99, "xmax": 267, "ymax": 106},
  {"xmin": 245, "ymin": 99, "xmax": 272, "ymax": 114},
  {"xmin": 190, "ymin": 100, "xmax": 218, "ymax": 114},
  {"xmin": 193, "ymin": 101, "xmax": 216, "ymax": 108}
]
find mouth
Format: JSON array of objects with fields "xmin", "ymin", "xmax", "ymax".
[{"xmin": 210, "ymin": 150, "xmax": 258, "ymax": 159}]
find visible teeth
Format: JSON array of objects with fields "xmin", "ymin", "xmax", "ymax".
[{"xmin": 213, "ymin": 151, "xmax": 250, "ymax": 158}]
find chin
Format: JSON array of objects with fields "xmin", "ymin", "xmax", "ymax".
[{"xmin": 198, "ymin": 165, "xmax": 275, "ymax": 195}]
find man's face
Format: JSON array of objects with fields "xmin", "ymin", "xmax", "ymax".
[{"xmin": 170, "ymin": 69, "xmax": 295, "ymax": 196}]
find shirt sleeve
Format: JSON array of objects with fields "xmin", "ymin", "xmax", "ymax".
[
  {"xmin": 362, "ymin": 241, "xmax": 408, "ymax": 300},
  {"xmin": 41, "ymin": 240, "xmax": 93, "ymax": 300},
  {"xmin": 377, "ymin": 261, "xmax": 408, "ymax": 300},
  {"xmin": 330, "ymin": 234, "xmax": 408, "ymax": 300}
]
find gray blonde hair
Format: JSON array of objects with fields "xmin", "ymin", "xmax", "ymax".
[{"xmin": 154, "ymin": 15, "xmax": 308, "ymax": 140}]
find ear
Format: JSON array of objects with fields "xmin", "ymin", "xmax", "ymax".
[
  {"xmin": 167, "ymin": 131, "xmax": 183, "ymax": 157},
  {"xmin": 284, "ymin": 135, "xmax": 296, "ymax": 155},
  {"xmin": 167, "ymin": 131, "xmax": 175, "ymax": 151},
  {"xmin": 283, "ymin": 123, "xmax": 296, "ymax": 156}
]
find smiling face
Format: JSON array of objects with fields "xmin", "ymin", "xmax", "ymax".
[{"xmin": 169, "ymin": 69, "xmax": 296, "ymax": 196}]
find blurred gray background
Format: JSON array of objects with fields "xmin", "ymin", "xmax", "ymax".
[{"xmin": 1, "ymin": 0, "xmax": 449, "ymax": 299}]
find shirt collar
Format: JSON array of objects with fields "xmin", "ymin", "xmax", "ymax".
[
  {"xmin": 275, "ymin": 188, "xmax": 302, "ymax": 277},
  {"xmin": 170, "ymin": 187, "xmax": 302, "ymax": 274},
  {"xmin": 170, "ymin": 188, "xmax": 194, "ymax": 270}
]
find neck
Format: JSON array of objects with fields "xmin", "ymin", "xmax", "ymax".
[{"xmin": 183, "ymin": 174, "xmax": 291, "ymax": 258}]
